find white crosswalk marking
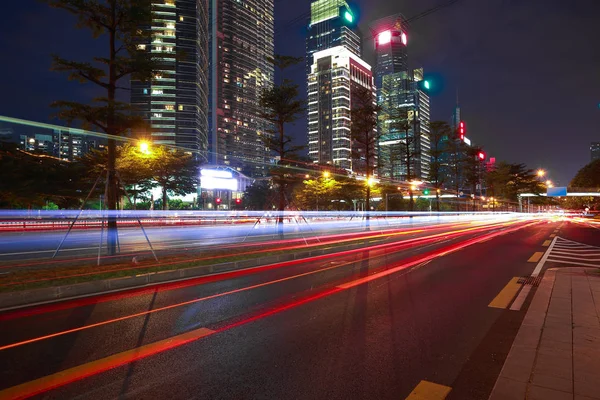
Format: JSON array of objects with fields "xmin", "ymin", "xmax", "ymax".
[{"xmin": 546, "ymin": 237, "xmax": 600, "ymax": 267}]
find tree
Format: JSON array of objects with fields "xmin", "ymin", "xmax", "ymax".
[
  {"xmin": 448, "ymin": 136, "xmax": 467, "ymax": 210},
  {"xmin": 259, "ymin": 55, "xmax": 305, "ymax": 234},
  {"xmin": 293, "ymin": 176, "xmax": 341, "ymax": 211},
  {"xmin": 568, "ymin": 159, "xmax": 600, "ymax": 211},
  {"xmin": 485, "ymin": 162, "xmax": 544, "ymax": 209},
  {"xmin": 148, "ymin": 147, "xmax": 198, "ymax": 210},
  {"xmin": 117, "ymin": 143, "xmax": 154, "ymax": 207},
  {"xmin": 242, "ymin": 181, "xmax": 277, "ymax": 210},
  {"xmin": 463, "ymin": 146, "xmax": 485, "ymax": 210},
  {"xmin": 45, "ymin": 0, "xmax": 158, "ymax": 254},
  {"xmin": 571, "ymin": 159, "xmax": 600, "ymax": 189},
  {"xmin": 351, "ymin": 87, "xmax": 381, "ymax": 218},
  {"xmin": 427, "ymin": 121, "xmax": 450, "ymax": 211},
  {"xmin": 0, "ymin": 142, "xmax": 81, "ymax": 209}
]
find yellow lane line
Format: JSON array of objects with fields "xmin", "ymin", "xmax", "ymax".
[
  {"xmin": 528, "ymin": 252, "xmax": 544, "ymax": 262},
  {"xmin": 405, "ymin": 380, "xmax": 452, "ymax": 400},
  {"xmin": 0, "ymin": 328, "xmax": 215, "ymax": 400},
  {"xmin": 542, "ymin": 240, "xmax": 551, "ymax": 247},
  {"xmin": 549, "ymin": 234, "xmax": 556, "ymax": 238},
  {"xmin": 489, "ymin": 277, "xmax": 522, "ymax": 309}
]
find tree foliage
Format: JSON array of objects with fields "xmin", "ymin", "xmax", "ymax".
[
  {"xmin": 242, "ymin": 181, "xmax": 277, "ymax": 210},
  {"xmin": 0, "ymin": 142, "xmax": 81, "ymax": 208},
  {"xmin": 259, "ymin": 55, "xmax": 305, "ymax": 228},
  {"xmin": 485, "ymin": 162, "xmax": 544, "ymax": 202},
  {"xmin": 350, "ymin": 87, "xmax": 380, "ymax": 214},
  {"xmin": 570, "ymin": 159, "xmax": 600, "ymax": 189},
  {"xmin": 45, "ymin": 0, "xmax": 159, "ymax": 253},
  {"xmin": 427, "ymin": 121, "xmax": 450, "ymax": 211}
]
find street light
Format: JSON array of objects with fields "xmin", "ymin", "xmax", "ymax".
[
  {"xmin": 537, "ymin": 169, "xmax": 545, "ymax": 177},
  {"xmin": 545, "ymin": 180, "xmax": 552, "ymax": 186},
  {"xmin": 366, "ymin": 177, "xmax": 375, "ymax": 187},
  {"xmin": 305, "ymin": 174, "xmax": 310, "ymax": 179},
  {"xmin": 139, "ymin": 140, "xmax": 151, "ymax": 155},
  {"xmin": 323, "ymin": 171, "xmax": 330, "ymax": 178}
]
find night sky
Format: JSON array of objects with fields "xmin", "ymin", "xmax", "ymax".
[{"xmin": 1, "ymin": 0, "xmax": 599, "ymax": 186}]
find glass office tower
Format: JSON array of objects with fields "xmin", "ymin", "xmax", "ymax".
[
  {"xmin": 208, "ymin": 0, "xmax": 275, "ymax": 177},
  {"xmin": 131, "ymin": 0, "xmax": 209, "ymax": 157}
]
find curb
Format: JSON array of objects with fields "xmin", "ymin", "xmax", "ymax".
[{"xmin": 0, "ymin": 239, "xmax": 368, "ymax": 311}]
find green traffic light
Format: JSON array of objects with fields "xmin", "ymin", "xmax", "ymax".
[{"xmin": 423, "ymin": 189, "xmax": 430, "ymax": 195}]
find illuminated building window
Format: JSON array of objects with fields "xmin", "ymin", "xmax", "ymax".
[
  {"xmin": 178, "ymin": 105, "xmax": 183, "ymax": 111},
  {"xmin": 165, "ymin": 105, "xmax": 174, "ymax": 110}
]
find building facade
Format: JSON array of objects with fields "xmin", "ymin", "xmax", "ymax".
[
  {"xmin": 591, "ymin": 142, "xmax": 600, "ymax": 162},
  {"xmin": 131, "ymin": 0, "xmax": 209, "ymax": 156},
  {"xmin": 208, "ymin": 0, "xmax": 275, "ymax": 177},
  {"xmin": 18, "ymin": 130, "xmax": 105, "ymax": 161},
  {"xmin": 370, "ymin": 14, "xmax": 408, "ymax": 103},
  {"xmin": 306, "ymin": 0, "xmax": 361, "ymax": 75},
  {"xmin": 307, "ymin": 46, "xmax": 374, "ymax": 172},
  {"xmin": 372, "ymin": 15, "xmax": 430, "ymax": 182}
]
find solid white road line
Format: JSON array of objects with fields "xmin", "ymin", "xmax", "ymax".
[
  {"xmin": 531, "ymin": 236, "xmax": 558, "ymax": 277},
  {"xmin": 509, "ymin": 284, "xmax": 532, "ymax": 311}
]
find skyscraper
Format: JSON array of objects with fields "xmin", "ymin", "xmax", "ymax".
[
  {"xmin": 208, "ymin": 0, "xmax": 275, "ymax": 177},
  {"xmin": 308, "ymin": 47, "xmax": 375, "ymax": 172},
  {"xmin": 591, "ymin": 142, "xmax": 600, "ymax": 161},
  {"xmin": 372, "ymin": 15, "xmax": 430, "ymax": 181},
  {"xmin": 371, "ymin": 14, "xmax": 408, "ymax": 102},
  {"xmin": 306, "ymin": 0, "xmax": 361, "ymax": 75},
  {"xmin": 131, "ymin": 0, "xmax": 209, "ymax": 156},
  {"xmin": 306, "ymin": 1, "xmax": 375, "ymax": 173}
]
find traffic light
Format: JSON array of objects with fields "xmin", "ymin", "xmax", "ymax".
[
  {"xmin": 235, "ymin": 198, "xmax": 241, "ymax": 204},
  {"xmin": 215, "ymin": 198, "xmax": 222, "ymax": 205},
  {"xmin": 423, "ymin": 189, "xmax": 430, "ymax": 195},
  {"xmin": 459, "ymin": 121, "xmax": 465, "ymax": 140},
  {"xmin": 478, "ymin": 151, "xmax": 486, "ymax": 160}
]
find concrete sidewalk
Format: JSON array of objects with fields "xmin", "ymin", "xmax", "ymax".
[{"xmin": 489, "ymin": 267, "xmax": 600, "ymax": 399}]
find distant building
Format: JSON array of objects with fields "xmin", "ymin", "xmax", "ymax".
[
  {"xmin": 131, "ymin": 0, "xmax": 209, "ymax": 156},
  {"xmin": 18, "ymin": 130, "xmax": 104, "ymax": 161},
  {"xmin": 0, "ymin": 128, "xmax": 14, "ymax": 143},
  {"xmin": 208, "ymin": 0, "xmax": 275, "ymax": 177},
  {"xmin": 591, "ymin": 142, "xmax": 600, "ymax": 161},
  {"xmin": 307, "ymin": 46, "xmax": 375, "ymax": 173}
]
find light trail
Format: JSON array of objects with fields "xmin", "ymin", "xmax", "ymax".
[
  {"xmin": 0, "ymin": 219, "xmax": 540, "ymax": 399},
  {"xmin": 0, "ymin": 219, "xmax": 535, "ymax": 350},
  {"xmin": 1, "ymin": 221, "xmax": 492, "ymax": 287}
]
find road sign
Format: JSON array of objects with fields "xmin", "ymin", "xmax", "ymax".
[{"xmin": 547, "ymin": 187, "xmax": 567, "ymax": 197}]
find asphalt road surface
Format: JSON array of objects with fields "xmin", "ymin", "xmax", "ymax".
[{"xmin": 1, "ymin": 216, "xmax": 593, "ymax": 399}]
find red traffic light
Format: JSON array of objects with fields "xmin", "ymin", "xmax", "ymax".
[
  {"xmin": 478, "ymin": 151, "xmax": 485, "ymax": 160},
  {"xmin": 215, "ymin": 198, "xmax": 222, "ymax": 204},
  {"xmin": 235, "ymin": 198, "xmax": 241, "ymax": 204}
]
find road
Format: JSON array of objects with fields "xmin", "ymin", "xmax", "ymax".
[
  {"xmin": 0, "ymin": 214, "xmax": 510, "ymax": 265},
  {"xmin": 0, "ymin": 215, "xmax": 488, "ymax": 263},
  {"xmin": 1, "ymin": 216, "xmax": 596, "ymax": 399}
]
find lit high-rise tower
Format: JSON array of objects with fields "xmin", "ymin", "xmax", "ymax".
[
  {"xmin": 208, "ymin": 0, "xmax": 275, "ymax": 177},
  {"xmin": 371, "ymin": 14, "xmax": 409, "ymax": 102},
  {"xmin": 306, "ymin": 1, "xmax": 375, "ymax": 173},
  {"xmin": 131, "ymin": 0, "xmax": 209, "ymax": 156},
  {"xmin": 306, "ymin": 0, "xmax": 361, "ymax": 75},
  {"xmin": 372, "ymin": 14, "xmax": 431, "ymax": 181}
]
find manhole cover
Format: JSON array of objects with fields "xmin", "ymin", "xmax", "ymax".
[{"xmin": 517, "ymin": 276, "xmax": 542, "ymax": 286}]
